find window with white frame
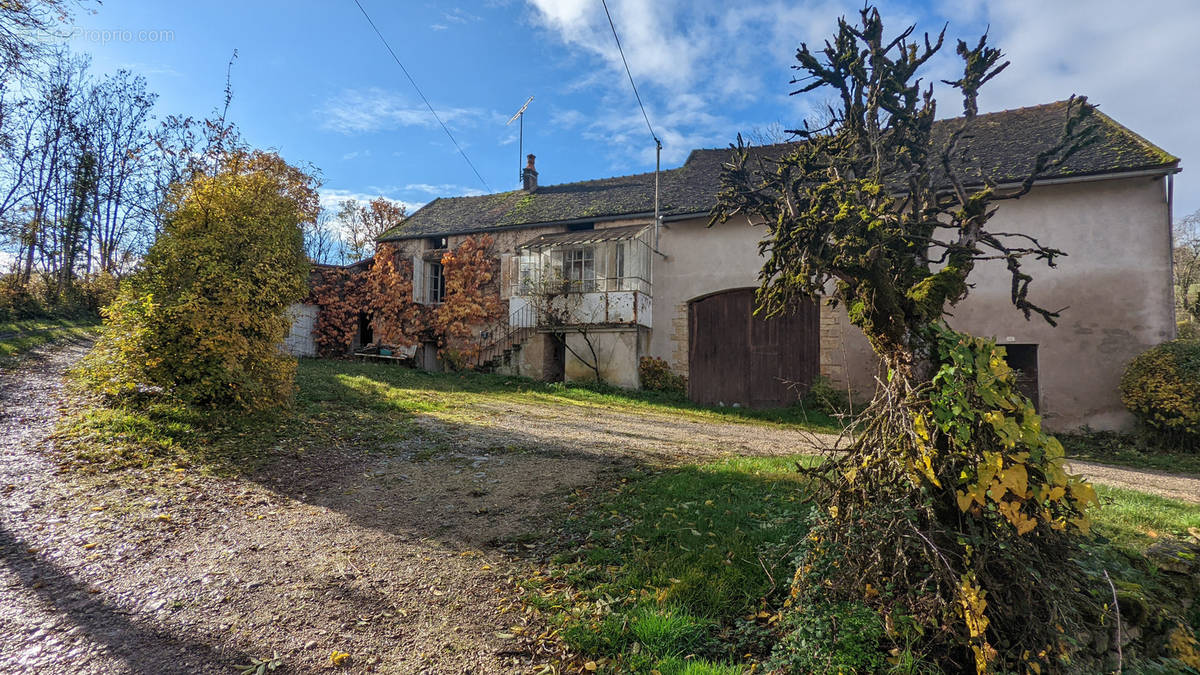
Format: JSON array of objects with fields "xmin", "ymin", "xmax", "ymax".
[
  {"xmin": 425, "ymin": 261, "xmax": 446, "ymax": 304},
  {"xmin": 563, "ymin": 247, "xmax": 594, "ymax": 292}
]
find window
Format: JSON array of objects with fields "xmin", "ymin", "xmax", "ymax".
[
  {"xmin": 563, "ymin": 247, "xmax": 594, "ymax": 292},
  {"xmin": 1002, "ymin": 344, "xmax": 1039, "ymax": 411},
  {"xmin": 427, "ymin": 236, "xmax": 448, "ymax": 250},
  {"xmin": 615, "ymin": 242, "xmax": 625, "ymax": 290},
  {"xmin": 426, "ymin": 261, "xmax": 446, "ymax": 304},
  {"xmin": 518, "ymin": 255, "xmax": 537, "ymax": 294}
]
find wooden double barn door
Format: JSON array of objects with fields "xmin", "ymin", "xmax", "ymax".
[{"xmin": 688, "ymin": 288, "xmax": 819, "ymax": 408}]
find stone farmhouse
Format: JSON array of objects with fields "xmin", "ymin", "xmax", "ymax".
[{"xmin": 290, "ymin": 101, "xmax": 1180, "ymax": 431}]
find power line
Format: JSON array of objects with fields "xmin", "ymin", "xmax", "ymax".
[
  {"xmin": 351, "ymin": 0, "xmax": 493, "ymax": 193},
  {"xmin": 600, "ymin": 0, "xmax": 660, "ymax": 147}
]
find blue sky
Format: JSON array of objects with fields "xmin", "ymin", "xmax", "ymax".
[{"xmin": 68, "ymin": 0, "xmax": 1200, "ymax": 218}]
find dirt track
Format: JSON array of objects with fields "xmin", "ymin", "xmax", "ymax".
[{"xmin": 0, "ymin": 344, "xmax": 1194, "ymax": 673}]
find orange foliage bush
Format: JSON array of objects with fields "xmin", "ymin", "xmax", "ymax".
[
  {"xmin": 366, "ymin": 244, "xmax": 424, "ymax": 347},
  {"xmin": 433, "ymin": 235, "xmax": 503, "ymax": 361},
  {"xmin": 309, "ymin": 236, "xmax": 502, "ymax": 363},
  {"xmin": 309, "ymin": 266, "xmax": 368, "ymax": 357}
]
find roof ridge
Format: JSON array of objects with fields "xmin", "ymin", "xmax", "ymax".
[{"xmin": 683, "ymin": 100, "xmax": 1078, "ymax": 155}]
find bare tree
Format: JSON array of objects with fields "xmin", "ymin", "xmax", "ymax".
[
  {"xmin": 337, "ymin": 197, "xmax": 405, "ymax": 263},
  {"xmin": 304, "ymin": 208, "xmax": 338, "ymax": 265},
  {"xmin": 86, "ymin": 69, "xmax": 157, "ymax": 273},
  {"xmin": 522, "ymin": 267, "xmax": 607, "ymax": 383},
  {"xmin": 1175, "ymin": 209, "xmax": 1200, "ymax": 327}
]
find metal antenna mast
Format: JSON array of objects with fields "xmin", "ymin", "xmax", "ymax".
[{"xmin": 506, "ymin": 96, "xmax": 534, "ymax": 186}]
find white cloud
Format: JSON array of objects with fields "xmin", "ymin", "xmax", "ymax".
[
  {"xmin": 937, "ymin": 0, "xmax": 1200, "ymax": 215},
  {"xmin": 442, "ymin": 8, "xmax": 481, "ymax": 24},
  {"xmin": 317, "ymin": 88, "xmax": 481, "ymax": 135},
  {"xmin": 523, "ymin": 0, "xmax": 868, "ymax": 167},
  {"xmin": 525, "ymin": 0, "xmax": 1199, "ymax": 214},
  {"xmin": 0, "ymin": 249, "xmax": 16, "ymax": 271},
  {"xmin": 319, "ymin": 189, "xmax": 422, "ymax": 214},
  {"xmin": 341, "ymin": 150, "xmax": 372, "ymax": 161},
  {"xmin": 403, "ymin": 183, "xmax": 486, "ymax": 197}
]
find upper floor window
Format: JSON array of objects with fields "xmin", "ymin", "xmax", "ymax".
[
  {"xmin": 427, "ymin": 236, "xmax": 448, "ymax": 250},
  {"xmin": 426, "ymin": 261, "xmax": 446, "ymax": 304},
  {"xmin": 563, "ymin": 247, "xmax": 595, "ymax": 292}
]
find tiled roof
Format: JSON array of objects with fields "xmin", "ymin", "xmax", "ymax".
[{"xmin": 379, "ymin": 101, "xmax": 1178, "ymax": 241}]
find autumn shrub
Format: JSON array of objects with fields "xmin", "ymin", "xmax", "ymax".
[
  {"xmin": 0, "ymin": 274, "xmax": 46, "ymax": 320},
  {"xmin": 791, "ymin": 324, "xmax": 1104, "ymax": 672},
  {"xmin": 79, "ymin": 150, "xmax": 315, "ymax": 410},
  {"xmin": 1120, "ymin": 339, "xmax": 1200, "ymax": 445},
  {"xmin": 638, "ymin": 356, "xmax": 686, "ymax": 394}
]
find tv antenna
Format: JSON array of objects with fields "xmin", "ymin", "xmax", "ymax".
[{"xmin": 506, "ymin": 96, "xmax": 534, "ymax": 186}]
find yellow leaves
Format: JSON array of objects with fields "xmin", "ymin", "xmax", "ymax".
[
  {"xmin": 1166, "ymin": 624, "xmax": 1200, "ymax": 669},
  {"xmin": 997, "ymin": 500, "xmax": 1037, "ymax": 535},
  {"xmin": 1068, "ymin": 480, "xmax": 1098, "ymax": 509},
  {"xmin": 996, "ymin": 463, "xmax": 1028, "ymax": 498},
  {"xmin": 908, "ymin": 413, "xmax": 942, "ymax": 488},
  {"xmin": 828, "ymin": 505, "xmax": 839, "ymax": 520},
  {"xmin": 958, "ymin": 573, "xmax": 994, "ymax": 674},
  {"xmin": 957, "ymin": 482, "xmax": 987, "ymax": 512},
  {"xmin": 329, "ymin": 650, "xmax": 350, "ymax": 666}
]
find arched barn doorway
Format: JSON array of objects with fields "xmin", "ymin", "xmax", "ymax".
[{"xmin": 687, "ymin": 288, "xmax": 819, "ymax": 408}]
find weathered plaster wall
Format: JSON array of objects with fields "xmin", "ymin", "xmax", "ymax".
[
  {"xmin": 943, "ymin": 176, "xmax": 1175, "ymax": 429},
  {"xmin": 647, "ymin": 176, "xmax": 1175, "ymax": 431},
  {"xmin": 564, "ymin": 327, "xmax": 643, "ymax": 389},
  {"xmin": 283, "ymin": 303, "xmax": 318, "ymax": 357},
  {"xmin": 650, "ymin": 216, "xmax": 765, "ymax": 377}
]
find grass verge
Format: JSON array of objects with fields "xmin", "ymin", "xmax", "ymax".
[
  {"xmin": 518, "ymin": 454, "xmax": 818, "ymax": 674},
  {"xmin": 1062, "ymin": 430, "xmax": 1200, "ymax": 477},
  {"xmin": 523, "ymin": 458, "xmax": 1200, "ymax": 673},
  {"xmin": 1092, "ymin": 484, "xmax": 1200, "ymax": 553},
  {"xmin": 0, "ymin": 315, "xmax": 99, "ymax": 359},
  {"xmin": 56, "ymin": 357, "xmax": 840, "ymax": 475}
]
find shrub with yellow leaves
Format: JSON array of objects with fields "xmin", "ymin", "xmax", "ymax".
[
  {"xmin": 79, "ymin": 150, "xmax": 314, "ymax": 410},
  {"xmin": 787, "ymin": 323, "xmax": 1106, "ymax": 674}
]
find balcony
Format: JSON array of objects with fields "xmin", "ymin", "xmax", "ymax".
[{"xmin": 509, "ymin": 224, "xmax": 653, "ymax": 328}]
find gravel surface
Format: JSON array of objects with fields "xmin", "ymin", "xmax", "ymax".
[
  {"xmin": 0, "ymin": 344, "xmax": 1195, "ymax": 673},
  {"xmin": 1065, "ymin": 460, "xmax": 1200, "ymax": 504}
]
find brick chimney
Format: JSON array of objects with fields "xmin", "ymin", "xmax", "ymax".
[{"xmin": 522, "ymin": 154, "xmax": 538, "ymax": 191}]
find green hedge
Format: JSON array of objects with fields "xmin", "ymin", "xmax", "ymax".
[{"xmin": 1120, "ymin": 339, "xmax": 1200, "ymax": 444}]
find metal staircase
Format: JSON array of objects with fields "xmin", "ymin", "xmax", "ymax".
[{"xmin": 473, "ymin": 304, "xmax": 536, "ymax": 371}]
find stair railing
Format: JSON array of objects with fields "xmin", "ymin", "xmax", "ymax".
[{"xmin": 474, "ymin": 303, "xmax": 537, "ymax": 368}]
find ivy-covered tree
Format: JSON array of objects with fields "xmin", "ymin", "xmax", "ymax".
[{"xmin": 711, "ymin": 8, "xmax": 1117, "ymax": 672}]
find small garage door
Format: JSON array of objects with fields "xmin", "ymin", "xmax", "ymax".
[{"xmin": 688, "ymin": 289, "xmax": 819, "ymax": 408}]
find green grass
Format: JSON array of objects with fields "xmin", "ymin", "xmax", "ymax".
[
  {"xmin": 56, "ymin": 357, "xmax": 840, "ymax": 475},
  {"xmin": 0, "ymin": 315, "xmax": 99, "ymax": 359},
  {"xmin": 529, "ymin": 457, "xmax": 1200, "ymax": 674},
  {"xmin": 298, "ymin": 358, "xmax": 844, "ymax": 431},
  {"xmin": 1062, "ymin": 430, "xmax": 1200, "ymax": 477},
  {"xmin": 1092, "ymin": 484, "xmax": 1200, "ymax": 553},
  {"xmin": 524, "ymin": 454, "xmax": 822, "ymax": 673}
]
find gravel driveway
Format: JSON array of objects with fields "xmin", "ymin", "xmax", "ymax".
[{"xmin": 0, "ymin": 344, "xmax": 1195, "ymax": 673}]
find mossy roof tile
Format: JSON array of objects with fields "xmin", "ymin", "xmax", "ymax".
[{"xmin": 379, "ymin": 101, "xmax": 1178, "ymax": 241}]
